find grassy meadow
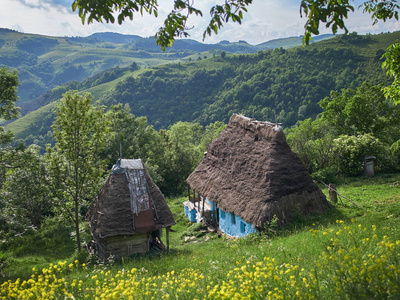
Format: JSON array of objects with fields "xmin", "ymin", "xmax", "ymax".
[{"xmin": 1, "ymin": 173, "xmax": 400, "ymax": 299}]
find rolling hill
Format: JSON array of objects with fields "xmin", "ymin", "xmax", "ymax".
[
  {"xmin": 5, "ymin": 31, "xmax": 398, "ymax": 148},
  {"xmin": 0, "ymin": 28, "xmax": 330, "ymax": 104}
]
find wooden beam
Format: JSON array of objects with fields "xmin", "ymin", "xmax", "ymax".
[
  {"xmin": 166, "ymin": 227, "xmax": 170, "ymax": 251},
  {"xmin": 328, "ymin": 183, "xmax": 338, "ymax": 204},
  {"xmin": 202, "ymin": 196, "xmax": 205, "ymax": 216}
]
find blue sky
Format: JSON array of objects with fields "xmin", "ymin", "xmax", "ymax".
[{"xmin": 1, "ymin": 0, "xmax": 399, "ymax": 44}]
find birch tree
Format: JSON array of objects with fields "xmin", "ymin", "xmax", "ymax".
[{"xmin": 47, "ymin": 91, "xmax": 110, "ymax": 252}]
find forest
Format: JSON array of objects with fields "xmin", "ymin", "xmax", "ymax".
[
  {"xmin": 0, "ymin": 28, "xmax": 308, "ymax": 104},
  {"xmin": 2, "ymin": 36, "xmax": 400, "ymax": 241},
  {"xmin": 6, "ymin": 31, "xmax": 399, "ymax": 151}
]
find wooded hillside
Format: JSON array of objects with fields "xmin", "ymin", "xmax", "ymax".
[
  {"xmin": 6, "ymin": 31, "xmax": 397, "ymax": 147},
  {"xmin": 100, "ymin": 32, "xmax": 391, "ymax": 129},
  {"xmin": 0, "ymin": 28, "xmax": 325, "ymax": 104}
]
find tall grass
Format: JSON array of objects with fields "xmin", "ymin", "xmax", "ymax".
[
  {"xmin": 1, "ymin": 174, "xmax": 400, "ymax": 299},
  {"xmin": 1, "ymin": 221, "xmax": 399, "ymax": 299}
]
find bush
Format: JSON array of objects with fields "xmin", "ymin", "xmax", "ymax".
[
  {"xmin": 311, "ymin": 167, "xmax": 337, "ymax": 183},
  {"xmin": 390, "ymin": 140, "xmax": 400, "ymax": 171},
  {"xmin": 333, "ymin": 134, "xmax": 392, "ymax": 176}
]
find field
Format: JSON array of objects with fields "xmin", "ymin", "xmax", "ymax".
[{"xmin": 1, "ymin": 174, "xmax": 400, "ymax": 299}]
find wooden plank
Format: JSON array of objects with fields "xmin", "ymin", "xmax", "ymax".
[{"xmin": 105, "ymin": 234, "xmax": 150, "ymax": 258}]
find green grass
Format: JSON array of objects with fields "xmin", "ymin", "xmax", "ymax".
[
  {"xmin": 5, "ymin": 101, "xmax": 57, "ymax": 139},
  {"xmin": 1, "ymin": 174, "xmax": 400, "ymax": 298}
]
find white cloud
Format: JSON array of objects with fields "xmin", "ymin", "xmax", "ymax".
[{"xmin": 0, "ymin": 0, "xmax": 399, "ymax": 44}]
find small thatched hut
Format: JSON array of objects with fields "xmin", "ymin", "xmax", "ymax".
[
  {"xmin": 186, "ymin": 114, "xmax": 330, "ymax": 237},
  {"xmin": 86, "ymin": 159, "xmax": 175, "ymax": 260}
]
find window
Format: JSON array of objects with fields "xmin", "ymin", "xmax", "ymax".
[
  {"xmin": 220, "ymin": 210, "xmax": 226, "ymax": 219},
  {"xmin": 240, "ymin": 222, "xmax": 246, "ymax": 233},
  {"xmin": 231, "ymin": 213, "xmax": 236, "ymax": 224}
]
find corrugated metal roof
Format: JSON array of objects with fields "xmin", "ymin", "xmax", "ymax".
[{"xmin": 111, "ymin": 159, "xmax": 144, "ymax": 174}]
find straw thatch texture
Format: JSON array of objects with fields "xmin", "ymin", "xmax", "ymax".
[
  {"xmin": 87, "ymin": 161, "xmax": 175, "ymax": 241},
  {"xmin": 87, "ymin": 173, "xmax": 134, "ymax": 239},
  {"xmin": 186, "ymin": 114, "xmax": 330, "ymax": 228},
  {"xmin": 145, "ymin": 170, "xmax": 176, "ymax": 229}
]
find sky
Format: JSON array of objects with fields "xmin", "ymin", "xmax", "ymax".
[{"xmin": 1, "ymin": 0, "xmax": 399, "ymax": 45}]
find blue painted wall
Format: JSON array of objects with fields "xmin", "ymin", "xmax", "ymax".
[
  {"xmin": 218, "ymin": 208, "xmax": 257, "ymax": 237},
  {"xmin": 184, "ymin": 204, "xmax": 197, "ymax": 222},
  {"xmin": 184, "ymin": 197, "xmax": 258, "ymax": 237},
  {"xmin": 206, "ymin": 198, "xmax": 217, "ymax": 211},
  {"xmin": 206, "ymin": 198, "xmax": 257, "ymax": 237}
]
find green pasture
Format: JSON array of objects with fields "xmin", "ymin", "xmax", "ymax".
[{"xmin": 1, "ymin": 174, "xmax": 399, "ymax": 298}]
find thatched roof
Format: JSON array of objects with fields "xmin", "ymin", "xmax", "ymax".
[
  {"xmin": 186, "ymin": 114, "xmax": 330, "ymax": 228},
  {"xmin": 87, "ymin": 159, "xmax": 175, "ymax": 239}
]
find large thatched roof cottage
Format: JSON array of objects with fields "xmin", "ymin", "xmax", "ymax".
[
  {"xmin": 186, "ymin": 114, "xmax": 330, "ymax": 237},
  {"xmin": 86, "ymin": 159, "xmax": 175, "ymax": 260}
]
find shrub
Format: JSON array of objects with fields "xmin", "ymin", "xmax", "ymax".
[
  {"xmin": 333, "ymin": 134, "xmax": 392, "ymax": 176},
  {"xmin": 390, "ymin": 140, "xmax": 400, "ymax": 171},
  {"xmin": 311, "ymin": 167, "xmax": 337, "ymax": 183}
]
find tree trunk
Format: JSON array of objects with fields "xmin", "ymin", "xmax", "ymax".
[
  {"xmin": 328, "ymin": 183, "xmax": 337, "ymax": 204},
  {"xmin": 75, "ymin": 198, "xmax": 81, "ymax": 252},
  {"xmin": 75, "ymin": 164, "xmax": 81, "ymax": 252}
]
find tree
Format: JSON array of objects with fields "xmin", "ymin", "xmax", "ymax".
[
  {"xmin": 200, "ymin": 121, "xmax": 227, "ymax": 151},
  {"xmin": 287, "ymin": 82, "xmax": 400, "ymax": 179},
  {"xmin": 46, "ymin": 91, "xmax": 110, "ymax": 252},
  {"xmin": 382, "ymin": 42, "xmax": 400, "ymax": 103},
  {"xmin": 103, "ymin": 103, "xmax": 137, "ymax": 163},
  {"xmin": 0, "ymin": 67, "xmax": 19, "ymax": 149},
  {"xmin": 286, "ymin": 118, "xmax": 336, "ymax": 174},
  {"xmin": 72, "ymin": 0, "xmax": 252, "ymax": 50},
  {"xmin": 0, "ymin": 67, "xmax": 19, "ymax": 122},
  {"xmin": 0, "ymin": 145, "xmax": 52, "ymax": 238},
  {"xmin": 300, "ymin": 0, "xmax": 400, "ymax": 103},
  {"xmin": 71, "ymin": 0, "xmax": 400, "ymax": 102},
  {"xmin": 0, "ymin": 67, "xmax": 20, "ymax": 188},
  {"xmin": 319, "ymin": 82, "xmax": 400, "ymax": 144},
  {"xmin": 71, "ymin": 0, "xmax": 400, "ymax": 105},
  {"xmin": 71, "ymin": 1, "xmax": 398, "ymax": 48},
  {"xmin": 159, "ymin": 122, "xmax": 204, "ymax": 195},
  {"xmin": 0, "ymin": 68, "xmax": 54, "ymax": 237},
  {"xmin": 103, "ymin": 103, "xmax": 164, "ymax": 183}
]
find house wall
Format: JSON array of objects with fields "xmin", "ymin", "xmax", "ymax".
[
  {"xmin": 102, "ymin": 233, "xmax": 150, "ymax": 260},
  {"xmin": 206, "ymin": 198, "xmax": 217, "ymax": 211},
  {"xmin": 183, "ymin": 197, "xmax": 257, "ymax": 236},
  {"xmin": 183, "ymin": 198, "xmax": 218, "ymax": 224},
  {"xmin": 218, "ymin": 208, "xmax": 258, "ymax": 237},
  {"xmin": 184, "ymin": 204, "xmax": 197, "ymax": 222},
  {"xmin": 205, "ymin": 198, "xmax": 217, "ymax": 224}
]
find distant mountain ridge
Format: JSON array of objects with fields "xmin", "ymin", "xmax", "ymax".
[
  {"xmin": 89, "ymin": 32, "xmax": 142, "ymax": 44},
  {"xmin": 6, "ymin": 31, "xmax": 397, "ymax": 149},
  {"xmin": 0, "ymin": 28, "xmax": 333, "ymax": 103}
]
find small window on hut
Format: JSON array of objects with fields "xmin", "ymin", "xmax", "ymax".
[
  {"xmin": 220, "ymin": 210, "xmax": 226, "ymax": 219},
  {"xmin": 231, "ymin": 213, "xmax": 236, "ymax": 224},
  {"xmin": 240, "ymin": 222, "xmax": 246, "ymax": 233}
]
